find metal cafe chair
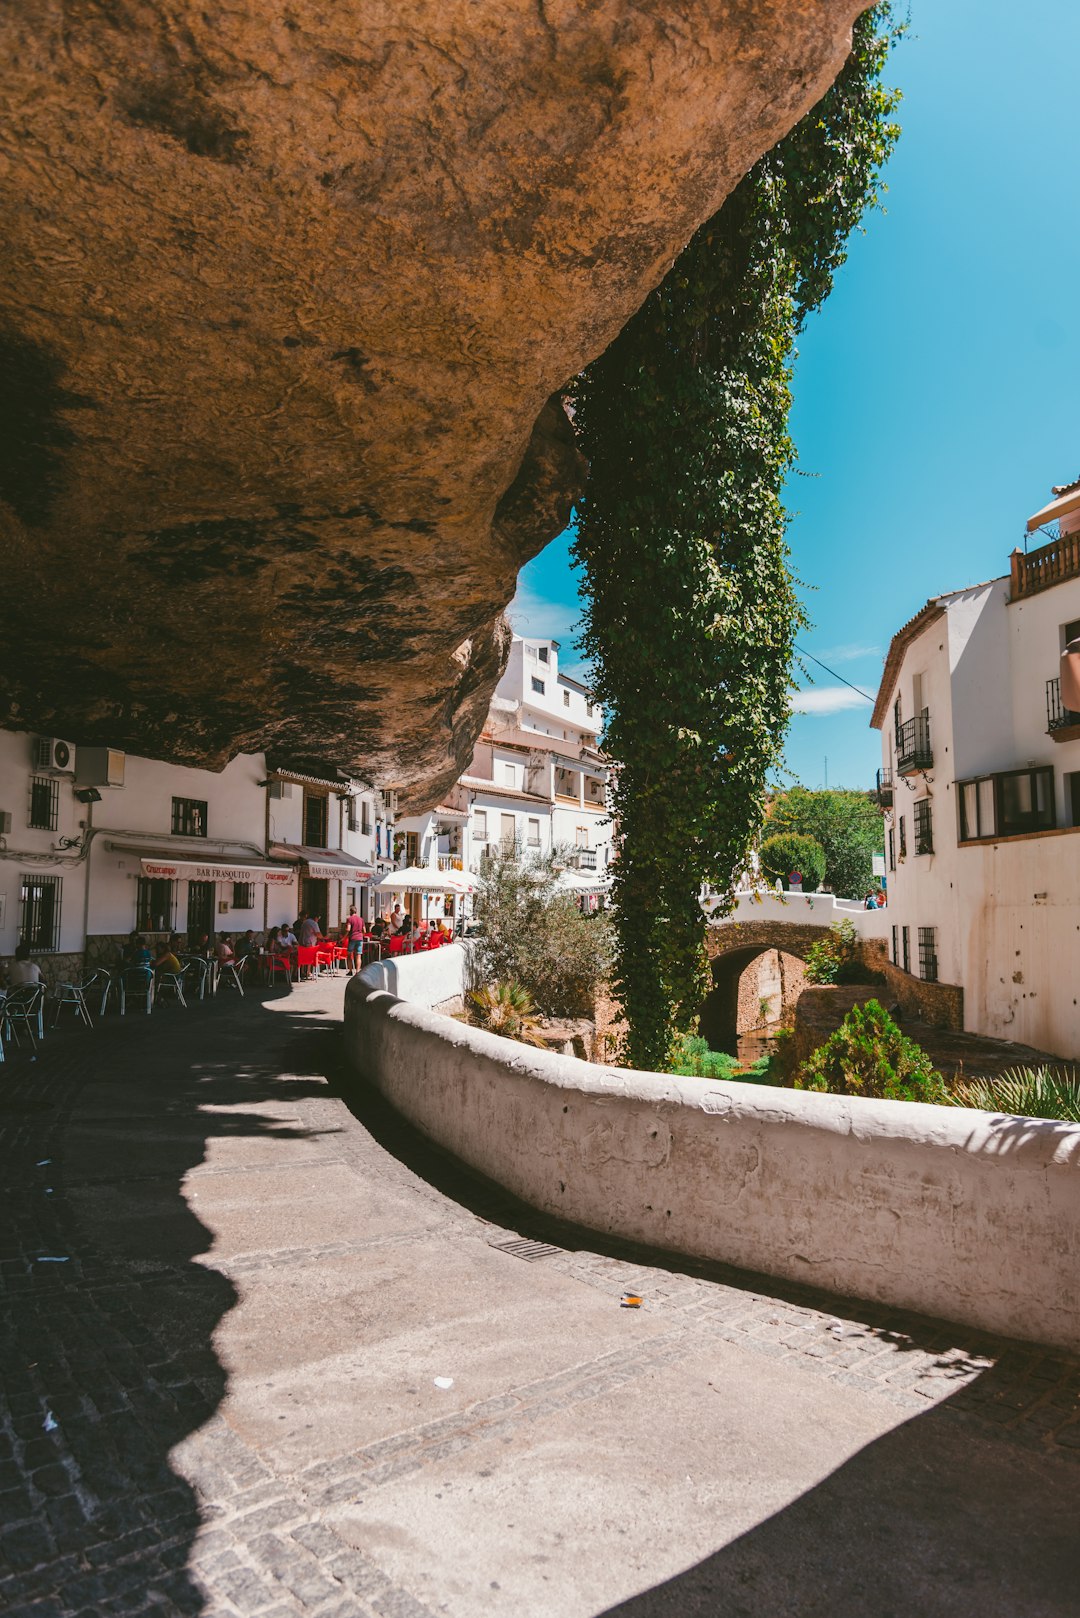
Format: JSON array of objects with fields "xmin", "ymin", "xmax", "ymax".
[
  {"xmin": 120, "ymin": 966, "xmax": 155, "ymax": 1015},
  {"xmin": 52, "ymin": 976, "xmax": 98, "ymax": 1030},
  {"xmin": 2, "ymin": 985, "xmax": 47, "ymax": 1054},
  {"xmin": 155, "ymin": 970, "xmax": 188, "ymax": 1009},
  {"xmin": 181, "ymin": 957, "xmax": 212, "ymax": 1002},
  {"xmin": 217, "ymin": 955, "xmax": 248, "ymax": 997}
]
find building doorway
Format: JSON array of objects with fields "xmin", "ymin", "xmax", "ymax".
[
  {"xmin": 187, "ymin": 881, "xmax": 215, "ymax": 945},
  {"xmin": 301, "ymin": 877, "xmax": 329, "ymax": 933}
]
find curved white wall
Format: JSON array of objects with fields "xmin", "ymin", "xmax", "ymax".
[{"xmin": 344, "ymin": 956, "xmax": 1080, "ymax": 1353}]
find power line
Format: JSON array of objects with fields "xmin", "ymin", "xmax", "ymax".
[{"xmin": 793, "ymin": 643, "xmax": 875, "ymax": 703}]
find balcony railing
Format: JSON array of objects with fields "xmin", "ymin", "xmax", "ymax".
[
  {"xmin": 1046, "ymin": 677, "xmax": 1080, "ymax": 733},
  {"xmin": 874, "ymin": 768, "xmax": 894, "ymax": 807},
  {"xmin": 1011, "ymin": 532, "xmax": 1080, "ymax": 601},
  {"xmin": 437, "ymin": 855, "xmax": 463, "ymax": 871},
  {"xmin": 568, "ymin": 848, "xmax": 598, "ymax": 871},
  {"xmin": 895, "ymin": 710, "xmax": 932, "ymax": 774}
]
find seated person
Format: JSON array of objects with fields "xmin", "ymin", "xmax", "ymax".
[
  {"xmin": 278, "ymin": 923, "xmax": 298, "ymax": 949},
  {"xmin": 215, "ymin": 934, "xmax": 236, "ymax": 963},
  {"xmin": 235, "ymin": 929, "xmax": 259, "ymax": 959},
  {"xmin": 266, "ymin": 926, "xmax": 284, "ymax": 954},
  {"xmin": 398, "ymin": 915, "xmax": 414, "ymax": 939},
  {"xmin": 6, "ymin": 940, "xmax": 44, "ymax": 988},
  {"xmin": 120, "ymin": 930, "xmax": 142, "ymax": 968},
  {"xmin": 370, "ymin": 918, "xmax": 387, "ymax": 940},
  {"xmin": 154, "ymin": 939, "xmax": 182, "ymax": 976}
]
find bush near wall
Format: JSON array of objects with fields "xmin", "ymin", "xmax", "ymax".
[
  {"xmin": 759, "ymin": 832, "xmax": 826, "ymax": 892},
  {"xmin": 795, "ymin": 998, "xmax": 947, "ymax": 1104}
]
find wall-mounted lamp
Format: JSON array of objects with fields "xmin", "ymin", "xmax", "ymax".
[{"xmin": 73, "ymin": 787, "xmax": 102, "ymax": 804}]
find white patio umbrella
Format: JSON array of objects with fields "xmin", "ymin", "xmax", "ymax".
[{"xmin": 373, "ymin": 865, "xmax": 466, "ymax": 892}]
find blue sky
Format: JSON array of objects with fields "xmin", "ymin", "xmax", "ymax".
[{"xmin": 510, "ymin": 0, "xmax": 1080, "ymax": 789}]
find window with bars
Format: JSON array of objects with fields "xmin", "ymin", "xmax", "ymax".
[
  {"xmin": 898, "ymin": 814, "xmax": 907, "ymax": 859},
  {"xmin": 901, "ymin": 925, "xmax": 910, "ymax": 974},
  {"xmin": 232, "ymin": 881, "xmax": 255, "ymax": 910},
  {"xmin": 303, "ymin": 792, "xmax": 328, "ymax": 847},
  {"xmin": 891, "ymin": 924, "xmax": 898, "ymax": 966},
  {"xmin": 171, "ymin": 797, "xmax": 207, "ymax": 837},
  {"xmin": 563, "ymin": 689, "xmax": 570, "ymax": 707},
  {"xmin": 538, "ymin": 646, "xmax": 549, "ymax": 664},
  {"xmin": 888, "ymin": 826, "xmax": 895, "ymax": 872},
  {"xmin": 28, "ymin": 776, "xmax": 59, "ymax": 831},
  {"xmin": 361, "ymin": 799, "xmax": 372, "ymax": 835},
  {"xmin": 20, "ymin": 874, "xmax": 62, "ymax": 951},
  {"xmin": 918, "ymin": 926, "xmax": 938, "ymax": 982},
  {"xmin": 346, "ymin": 797, "xmax": 359, "ymax": 832},
  {"xmin": 136, "ymin": 877, "xmax": 175, "ymax": 932},
  {"xmin": 531, "ymin": 677, "xmax": 545, "ymax": 694},
  {"xmin": 913, "ymin": 798, "xmax": 933, "ymax": 854}
]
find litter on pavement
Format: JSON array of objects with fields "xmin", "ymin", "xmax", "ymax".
[{"xmin": 433, "ymin": 1377, "xmax": 454, "ymax": 1390}]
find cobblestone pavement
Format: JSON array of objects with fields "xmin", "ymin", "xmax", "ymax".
[{"xmin": 1, "ymin": 979, "xmax": 1078, "ymax": 1618}]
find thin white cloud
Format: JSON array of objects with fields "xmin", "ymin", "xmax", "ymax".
[
  {"xmin": 790, "ymin": 685, "xmax": 874, "ymax": 716},
  {"xmin": 813, "ymin": 641, "xmax": 882, "ymax": 665}
]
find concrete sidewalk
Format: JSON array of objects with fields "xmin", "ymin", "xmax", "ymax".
[{"xmin": 1, "ymin": 977, "xmax": 1078, "ymax": 1618}]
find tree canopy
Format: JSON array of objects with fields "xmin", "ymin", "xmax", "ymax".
[{"xmin": 767, "ymin": 787, "xmax": 884, "ymax": 898}]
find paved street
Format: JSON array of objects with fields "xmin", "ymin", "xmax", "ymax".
[{"xmin": 2, "ymin": 977, "xmax": 1079, "ymax": 1618}]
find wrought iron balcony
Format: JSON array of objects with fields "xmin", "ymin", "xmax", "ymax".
[
  {"xmin": 874, "ymin": 767, "xmax": 894, "ymax": 807},
  {"xmin": 1046, "ymin": 677, "xmax": 1080, "ymax": 733},
  {"xmin": 895, "ymin": 710, "xmax": 932, "ymax": 774},
  {"xmin": 567, "ymin": 848, "xmax": 598, "ymax": 871}
]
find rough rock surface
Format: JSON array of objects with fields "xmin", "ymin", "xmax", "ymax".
[{"xmin": 0, "ymin": 0, "xmax": 865, "ymax": 808}]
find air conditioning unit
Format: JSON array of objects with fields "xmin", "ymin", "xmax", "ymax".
[
  {"xmin": 32, "ymin": 737, "xmax": 74, "ymax": 773},
  {"xmin": 269, "ymin": 781, "xmax": 294, "ymax": 799},
  {"xmin": 75, "ymin": 747, "xmax": 125, "ymax": 788},
  {"xmin": 0, "ymin": 811, "xmax": 11, "ymax": 835}
]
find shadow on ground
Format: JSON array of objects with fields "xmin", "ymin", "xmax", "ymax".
[{"xmin": 0, "ymin": 985, "xmax": 340, "ymax": 1613}]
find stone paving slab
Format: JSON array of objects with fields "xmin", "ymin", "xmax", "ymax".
[{"xmin": 1, "ymin": 977, "xmax": 1079, "ymax": 1618}]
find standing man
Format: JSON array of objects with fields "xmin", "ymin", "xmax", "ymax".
[
  {"xmin": 299, "ymin": 911, "xmax": 320, "ymax": 947},
  {"xmin": 344, "ymin": 905, "xmax": 365, "ymax": 974}
]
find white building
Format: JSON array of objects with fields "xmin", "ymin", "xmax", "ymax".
[
  {"xmin": 392, "ymin": 634, "xmax": 614, "ymax": 918},
  {"xmin": 871, "ymin": 478, "xmax": 1080, "ymax": 1058},
  {"xmin": 0, "ymin": 730, "xmax": 384, "ymax": 982}
]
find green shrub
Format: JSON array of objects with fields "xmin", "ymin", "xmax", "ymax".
[
  {"xmin": 949, "ymin": 1066, "xmax": 1080, "ymax": 1122},
  {"xmin": 803, "ymin": 918, "xmax": 873, "ymax": 985},
  {"xmin": 759, "ymin": 832, "xmax": 826, "ymax": 893},
  {"xmin": 667, "ymin": 1033, "xmax": 740, "ymax": 1081},
  {"xmin": 795, "ymin": 999, "xmax": 947, "ymax": 1103},
  {"xmin": 470, "ymin": 842, "xmax": 614, "ymax": 1019}
]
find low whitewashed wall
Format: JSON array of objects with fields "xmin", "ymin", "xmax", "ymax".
[
  {"xmin": 345, "ymin": 954, "xmax": 1080, "ymax": 1352},
  {"xmin": 358, "ymin": 942, "xmax": 468, "ymax": 1009}
]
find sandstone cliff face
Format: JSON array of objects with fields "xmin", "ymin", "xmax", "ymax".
[{"xmin": 0, "ymin": 0, "xmax": 864, "ymax": 809}]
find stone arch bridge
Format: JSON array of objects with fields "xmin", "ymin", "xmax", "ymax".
[{"xmin": 701, "ymin": 891, "xmax": 890, "ymax": 1052}]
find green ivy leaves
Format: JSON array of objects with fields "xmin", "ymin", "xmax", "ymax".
[{"xmin": 571, "ymin": 6, "xmax": 900, "ymax": 1071}]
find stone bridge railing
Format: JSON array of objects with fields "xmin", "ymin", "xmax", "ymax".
[
  {"xmin": 704, "ymin": 888, "xmax": 892, "ymax": 946},
  {"xmin": 343, "ymin": 945, "xmax": 1080, "ymax": 1354}
]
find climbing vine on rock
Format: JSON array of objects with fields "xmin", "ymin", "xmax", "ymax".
[{"xmin": 572, "ymin": 6, "xmax": 900, "ymax": 1071}]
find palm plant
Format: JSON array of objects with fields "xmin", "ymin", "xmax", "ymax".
[
  {"xmin": 467, "ymin": 981, "xmax": 548, "ymax": 1048},
  {"xmin": 949, "ymin": 1066, "xmax": 1080, "ymax": 1122}
]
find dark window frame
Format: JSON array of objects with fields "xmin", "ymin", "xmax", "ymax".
[
  {"xmin": 888, "ymin": 825, "xmax": 895, "ymax": 872},
  {"xmin": 28, "ymin": 775, "xmax": 60, "ymax": 832},
  {"xmin": 136, "ymin": 876, "xmax": 175, "ymax": 933},
  {"xmin": 913, "ymin": 798, "xmax": 933, "ymax": 855},
  {"xmin": 901, "ymin": 925, "xmax": 910, "ymax": 974},
  {"xmin": 531, "ymin": 676, "xmax": 546, "ymax": 694},
  {"xmin": 538, "ymin": 646, "xmax": 549, "ymax": 664},
  {"xmin": 20, "ymin": 873, "xmax": 62, "ymax": 951},
  {"xmin": 957, "ymin": 765, "xmax": 1056, "ymax": 842},
  {"xmin": 891, "ymin": 924, "xmax": 899, "ymax": 966},
  {"xmin": 171, "ymin": 797, "xmax": 208, "ymax": 838},
  {"xmin": 898, "ymin": 814, "xmax": 907, "ymax": 860},
  {"xmin": 303, "ymin": 791, "xmax": 329, "ymax": 848},
  {"xmin": 918, "ymin": 925, "xmax": 938, "ymax": 982},
  {"xmin": 232, "ymin": 881, "xmax": 256, "ymax": 910}
]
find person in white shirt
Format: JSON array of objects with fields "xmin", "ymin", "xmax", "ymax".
[
  {"xmin": 389, "ymin": 905, "xmax": 405, "ymax": 934},
  {"xmin": 278, "ymin": 925, "xmax": 298, "ymax": 948},
  {"xmin": 6, "ymin": 941, "xmax": 43, "ymax": 988}
]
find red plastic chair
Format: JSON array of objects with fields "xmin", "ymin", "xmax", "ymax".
[{"xmin": 265, "ymin": 952, "xmax": 293, "ymax": 986}]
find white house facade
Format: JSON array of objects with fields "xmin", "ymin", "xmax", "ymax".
[
  {"xmin": 0, "ymin": 729, "xmax": 386, "ymax": 983},
  {"xmin": 872, "ymin": 479, "xmax": 1080, "ymax": 1059}
]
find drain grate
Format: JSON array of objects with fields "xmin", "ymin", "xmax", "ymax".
[{"xmin": 488, "ymin": 1236, "xmax": 562, "ymax": 1263}]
